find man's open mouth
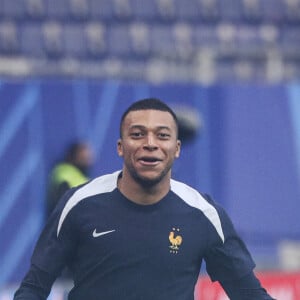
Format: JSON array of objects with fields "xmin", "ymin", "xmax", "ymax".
[{"xmin": 139, "ymin": 157, "xmax": 161, "ymax": 163}]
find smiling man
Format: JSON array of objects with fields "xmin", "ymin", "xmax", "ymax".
[
  {"xmin": 117, "ymin": 103, "xmax": 181, "ymax": 202},
  {"xmin": 14, "ymin": 98, "xmax": 274, "ymax": 300}
]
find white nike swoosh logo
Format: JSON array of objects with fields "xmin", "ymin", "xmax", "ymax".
[{"xmin": 93, "ymin": 229, "xmax": 116, "ymax": 238}]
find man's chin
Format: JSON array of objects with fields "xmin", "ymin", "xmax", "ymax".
[{"xmin": 133, "ymin": 173, "xmax": 163, "ymax": 187}]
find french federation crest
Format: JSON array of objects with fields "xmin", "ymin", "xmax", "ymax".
[{"xmin": 169, "ymin": 228, "xmax": 182, "ymax": 254}]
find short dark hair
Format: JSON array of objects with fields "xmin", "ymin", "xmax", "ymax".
[{"xmin": 119, "ymin": 98, "xmax": 179, "ymax": 137}]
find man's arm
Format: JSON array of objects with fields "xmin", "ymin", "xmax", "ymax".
[
  {"xmin": 13, "ymin": 265, "xmax": 56, "ymax": 300},
  {"xmin": 220, "ymin": 271, "xmax": 276, "ymax": 300},
  {"xmin": 14, "ymin": 188, "xmax": 78, "ymax": 299},
  {"xmin": 202, "ymin": 193, "xmax": 275, "ymax": 299}
]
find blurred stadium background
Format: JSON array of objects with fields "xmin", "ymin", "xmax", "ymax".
[{"xmin": 0, "ymin": 0, "xmax": 300, "ymax": 299}]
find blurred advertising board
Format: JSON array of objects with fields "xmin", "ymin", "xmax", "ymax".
[{"xmin": 195, "ymin": 272, "xmax": 300, "ymax": 300}]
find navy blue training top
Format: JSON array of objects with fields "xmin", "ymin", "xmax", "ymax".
[{"xmin": 14, "ymin": 171, "xmax": 274, "ymax": 300}]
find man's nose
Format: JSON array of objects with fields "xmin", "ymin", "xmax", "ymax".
[{"xmin": 144, "ymin": 134, "xmax": 158, "ymax": 150}]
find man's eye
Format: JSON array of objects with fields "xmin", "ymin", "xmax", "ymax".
[
  {"xmin": 130, "ymin": 132, "xmax": 143, "ymax": 138},
  {"xmin": 158, "ymin": 133, "xmax": 171, "ymax": 139}
]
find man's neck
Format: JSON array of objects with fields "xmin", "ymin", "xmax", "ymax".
[{"xmin": 117, "ymin": 171, "xmax": 171, "ymax": 205}]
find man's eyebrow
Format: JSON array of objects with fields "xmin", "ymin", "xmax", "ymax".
[
  {"xmin": 129, "ymin": 125, "xmax": 144, "ymax": 129},
  {"xmin": 156, "ymin": 126, "xmax": 172, "ymax": 131},
  {"xmin": 129, "ymin": 125, "xmax": 172, "ymax": 131}
]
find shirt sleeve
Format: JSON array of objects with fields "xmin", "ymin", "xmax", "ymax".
[
  {"xmin": 202, "ymin": 194, "xmax": 274, "ymax": 299},
  {"xmin": 220, "ymin": 271, "xmax": 276, "ymax": 300},
  {"xmin": 13, "ymin": 265, "xmax": 56, "ymax": 300},
  {"xmin": 203, "ymin": 195, "xmax": 256, "ymax": 282},
  {"xmin": 14, "ymin": 188, "xmax": 78, "ymax": 299}
]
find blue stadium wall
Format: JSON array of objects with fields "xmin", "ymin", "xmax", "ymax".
[{"xmin": 1, "ymin": 79, "xmax": 300, "ymax": 287}]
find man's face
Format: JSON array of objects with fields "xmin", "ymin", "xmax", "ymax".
[{"xmin": 117, "ymin": 109, "xmax": 181, "ymax": 186}]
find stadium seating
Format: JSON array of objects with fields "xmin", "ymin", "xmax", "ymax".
[{"xmin": 0, "ymin": 0, "xmax": 299, "ymax": 82}]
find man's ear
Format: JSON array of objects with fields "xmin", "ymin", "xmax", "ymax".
[
  {"xmin": 117, "ymin": 139, "xmax": 123, "ymax": 157},
  {"xmin": 175, "ymin": 140, "xmax": 181, "ymax": 158}
]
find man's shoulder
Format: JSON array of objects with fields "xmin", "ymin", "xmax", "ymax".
[
  {"xmin": 170, "ymin": 179, "xmax": 225, "ymax": 242},
  {"xmin": 170, "ymin": 179, "xmax": 209, "ymax": 206},
  {"xmin": 56, "ymin": 170, "xmax": 121, "ymax": 236},
  {"xmin": 62, "ymin": 170, "xmax": 121, "ymax": 209}
]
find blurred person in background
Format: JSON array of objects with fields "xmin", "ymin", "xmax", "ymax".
[
  {"xmin": 14, "ymin": 99, "xmax": 274, "ymax": 300},
  {"xmin": 46, "ymin": 141, "xmax": 94, "ymax": 218}
]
